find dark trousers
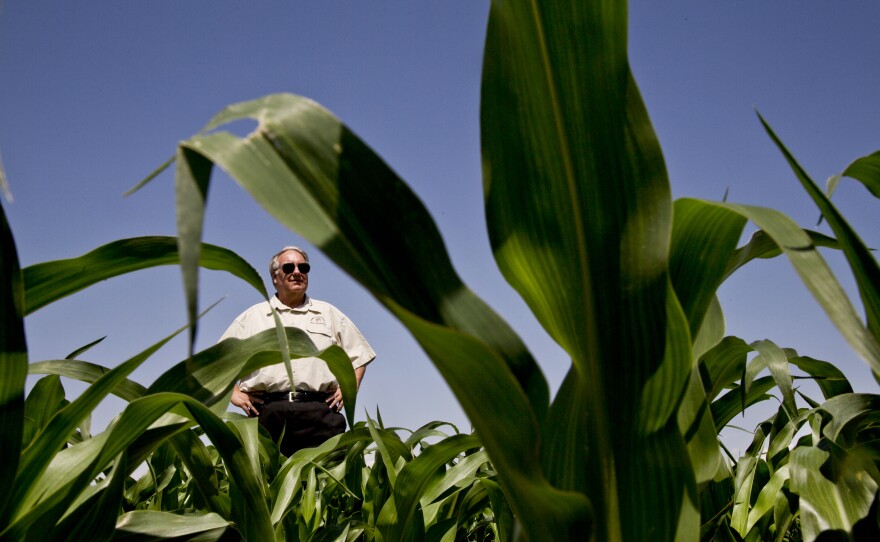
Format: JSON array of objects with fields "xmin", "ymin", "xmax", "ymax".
[{"xmin": 258, "ymin": 399, "xmax": 346, "ymax": 456}]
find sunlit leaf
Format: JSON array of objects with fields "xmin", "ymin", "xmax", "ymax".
[{"xmin": 790, "ymin": 446, "xmax": 878, "ymax": 539}]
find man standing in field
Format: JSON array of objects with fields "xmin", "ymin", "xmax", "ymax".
[{"xmin": 221, "ymin": 246, "xmax": 376, "ymax": 455}]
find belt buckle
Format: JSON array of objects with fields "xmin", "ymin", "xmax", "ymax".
[{"xmin": 287, "ymin": 391, "xmax": 295, "ymax": 402}]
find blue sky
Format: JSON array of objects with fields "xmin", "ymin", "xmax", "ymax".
[{"xmin": 2, "ymin": 1, "xmax": 878, "ymax": 452}]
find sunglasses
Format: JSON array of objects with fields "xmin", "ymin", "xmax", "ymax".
[{"xmin": 280, "ymin": 262, "xmax": 311, "ymax": 274}]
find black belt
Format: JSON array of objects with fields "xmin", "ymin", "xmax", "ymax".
[{"xmin": 259, "ymin": 390, "xmax": 331, "ymax": 403}]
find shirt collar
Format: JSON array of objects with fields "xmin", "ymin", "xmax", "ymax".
[{"xmin": 268, "ymin": 294, "xmax": 312, "ymax": 314}]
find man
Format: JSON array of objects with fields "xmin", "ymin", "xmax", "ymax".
[{"xmin": 221, "ymin": 246, "xmax": 376, "ymax": 455}]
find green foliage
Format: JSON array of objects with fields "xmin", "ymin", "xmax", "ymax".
[{"xmin": 2, "ymin": 0, "xmax": 880, "ymax": 541}]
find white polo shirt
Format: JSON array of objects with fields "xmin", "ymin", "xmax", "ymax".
[{"xmin": 220, "ymin": 295, "xmax": 376, "ymax": 393}]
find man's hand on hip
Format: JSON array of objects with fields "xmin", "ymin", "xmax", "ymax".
[
  {"xmin": 326, "ymin": 388, "xmax": 344, "ymax": 412},
  {"xmin": 231, "ymin": 385, "xmax": 263, "ymax": 417}
]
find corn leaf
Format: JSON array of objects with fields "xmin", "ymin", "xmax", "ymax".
[
  {"xmin": 829, "ymin": 150, "xmax": 880, "ymax": 200},
  {"xmin": 481, "ymin": 0, "xmax": 696, "ymax": 538},
  {"xmin": 790, "ymin": 446, "xmax": 878, "ymax": 540},
  {"xmin": 670, "ymin": 198, "xmax": 746, "ymax": 339},
  {"xmin": 113, "ymin": 510, "xmax": 232, "ymax": 541},
  {"xmin": 169, "ymin": 92, "xmax": 586, "ymax": 537},
  {"xmin": 377, "ymin": 433, "xmax": 480, "ymax": 541},
  {"xmin": 22, "ymin": 375, "xmax": 67, "ymax": 450},
  {"xmin": 720, "ymin": 201, "xmax": 880, "ymax": 377},
  {"xmin": 29, "ymin": 360, "xmax": 147, "ymax": 402},
  {"xmin": 22, "ymin": 236, "xmax": 266, "ymax": 316},
  {"xmin": 758, "ymin": 116, "xmax": 880, "ymax": 369},
  {"xmin": 0, "ymin": 202, "xmax": 27, "ymax": 527}
]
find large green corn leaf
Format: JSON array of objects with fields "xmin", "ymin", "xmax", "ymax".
[
  {"xmin": 162, "ymin": 95, "xmax": 586, "ymax": 538},
  {"xmin": 816, "ymin": 393, "xmax": 880, "ymax": 445},
  {"xmin": 481, "ymin": 0, "xmax": 695, "ymax": 539},
  {"xmin": 759, "ymin": 118, "xmax": 880, "ymax": 370},
  {"xmin": 0, "ymin": 203, "xmax": 28, "ymax": 527},
  {"xmin": 22, "ymin": 236, "xmax": 266, "ymax": 316}
]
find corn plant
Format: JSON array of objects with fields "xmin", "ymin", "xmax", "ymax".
[{"xmin": 3, "ymin": 0, "xmax": 880, "ymax": 540}]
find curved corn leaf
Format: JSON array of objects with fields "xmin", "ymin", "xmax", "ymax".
[
  {"xmin": 113, "ymin": 510, "xmax": 232, "ymax": 541},
  {"xmin": 785, "ymin": 352, "xmax": 854, "ymax": 400},
  {"xmin": 171, "ymin": 92, "xmax": 584, "ymax": 537},
  {"xmin": 790, "ymin": 445, "xmax": 878, "ymax": 540},
  {"xmin": 751, "ymin": 340, "xmax": 796, "ymax": 419},
  {"xmin": 816, "ymin": 393, "xmax": 880, "ymax": 445},
  {"xmin": 758, "ymin": 116, "xmax": 880, "ymax": 369},
  {"xmin": 0, "ymin": 202, "xmax": 27, "ymax": 527},
  {"xmin": 711, "ymin": 376, "xmax": 778, "ymax": 431},
  {"xmin": 22, "ymin": 236, "xmax": 267, "ymax": 316},
  {"xmin": 65, "ymin": 336, "xmax": 106, "ymax": 359},
  {"xmin": 174, "ymin": 96, "xmax": 549, "ymax": 416},
  {"xmin": 723, "ymin": 229, "xmax": 839, "ymax": 282},
  {"xmin": 29, "ymin": 359, "xmax": 147, "ymax": 402},
  {"xmin": 828, "ymin": 150, "xmax": 880, "ymax": 200},
  {"xmin": 720, "ymin": 200, "xmax": 880, "ymax": 378}
]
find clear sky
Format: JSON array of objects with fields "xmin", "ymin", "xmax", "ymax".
[{"xmin": 2, "ymin": 1, "xmax": 878, "ymax": 452}]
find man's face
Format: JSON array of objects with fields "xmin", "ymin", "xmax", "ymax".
[{"xmin": 272, "ymin": 249, "xmax": 309, "ymax": 299}]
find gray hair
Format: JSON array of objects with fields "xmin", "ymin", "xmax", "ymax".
[{"xmin": 269, "ymin": 246, "xmax": 310, "ymax": 276}]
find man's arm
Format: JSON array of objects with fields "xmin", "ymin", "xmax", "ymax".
[{"xmin": 327, "ymin": 364, "xmax": 367, "ymax": 412}]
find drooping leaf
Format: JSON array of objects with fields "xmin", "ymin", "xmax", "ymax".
[
  {"xmin": 828, "ymin": 150, "xmax": 880, "ymax": 200},
  {"xmin": 112, "ymin": 510, "xmax": 232, "ymax": 541},
  {"xmin": 22, "ymin": 236, "xmax": 267, "ymax": 316},
  {"xmin": 29, "ymin": 359, "xmax": 147, "ymax": 402},
  {"xmin": 790, "ymin": 446, "xmax": 878, "ymax": 540},
  {"xmin": 751, "ymin": 340, "xmax": 797, "ymax": 419},
  {"xmin": 170, "ymin": 91, "xmax": 582, "ymax": 539}
]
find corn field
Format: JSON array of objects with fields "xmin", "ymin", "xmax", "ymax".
[{"xmin": 2, "ymin": 0, "xmax": 880, "ymax": 540}]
